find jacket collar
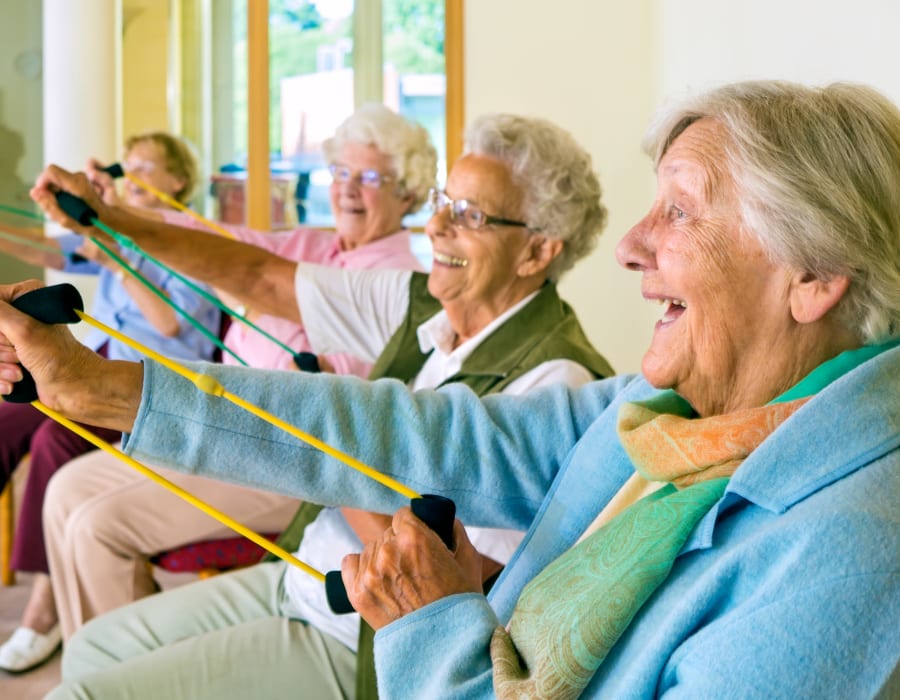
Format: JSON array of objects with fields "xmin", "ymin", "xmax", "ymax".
[{"xmin": 680, "ymin": 344, "xmax": 900, "ymax": 553}]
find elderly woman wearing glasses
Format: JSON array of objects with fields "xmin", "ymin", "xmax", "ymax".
[
  {"xmin": 27, "ymin": 103, "xmax": 437, "ymax": 655},
  {"xmin": 12, "ymin": 80, "xmax": 899, "ymax": 699},
  {"xmin": 23, "ymin": 112, "xmax": 613, "ymax": 698},
  {"xmin": 0, "ymin": 130, "xmax": 224, "ymax": 674}
]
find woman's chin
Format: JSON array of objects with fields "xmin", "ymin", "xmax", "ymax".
[{"xmin": 641, "ymin": 352, "xmax": 677, "ymax": 391}]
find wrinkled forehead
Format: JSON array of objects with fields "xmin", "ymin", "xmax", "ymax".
[
  {"xmin": 447, "ymin": 153, "xmax": 523, "ymax": 214},
  {"xmin": 658, "ymin": 119, "xmax": 735, "ymax": 205}
]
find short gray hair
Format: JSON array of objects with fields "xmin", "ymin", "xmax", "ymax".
[
  {"xmin": 644, "ymin": 80, "xmax": 900, "ymax": 343},
  {"xmin": 323, "ymin": 103, "xmax": 437, "ymax": 213},
  {"xmin": 464, "ymin": 114, "xmax": 607, "ymax": 282}
]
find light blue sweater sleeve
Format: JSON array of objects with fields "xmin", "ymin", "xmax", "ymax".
[
  {"xmin": 123, "ymin": 358, "xmax": 628, "ymax": 529},
  {"xmin": 120, "ymin": 349, "xmax": 900, "ymax": 698}
]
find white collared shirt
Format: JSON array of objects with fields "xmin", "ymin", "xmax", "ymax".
[{"xmin": 287, "ymin": 263, "xmax": 594, "ymax": 649}]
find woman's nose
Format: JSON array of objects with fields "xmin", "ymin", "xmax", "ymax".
[
  {"xmin": 425, "ymin": 206, "xmax": 453, "ymax": 239},
  {"xmin": 615, "ymin": 213, "xmax": 657, "ymax": 272},
  {"xmin": 336, "ymin": 176, "xmax": 362, "ymax": 196}
]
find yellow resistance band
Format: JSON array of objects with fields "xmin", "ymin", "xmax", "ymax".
[
  {"xmin": 124, "ymin": 172, "xmax": 239, "ymax": 240},
  {"xmin": 29, "ymin": 400, "xmax": 324, "ymax": 581},
  {"xmin": 75, "ymin": 308, "xmax": 420, "ymax": 500}
]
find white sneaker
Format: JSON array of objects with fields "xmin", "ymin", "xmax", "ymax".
[{"xmin": 0, "ymin": 625, "xmax": 62, "ymax": 673}]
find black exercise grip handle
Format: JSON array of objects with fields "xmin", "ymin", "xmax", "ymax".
[
  {"xmin": 292, "ymin": 351, "xmax": 321, "ymax": 373},
  {"xmin": 325, "ymin": 494, "xmax": 456, "ymax": 615},
  {"xmin": 1, "ymin": 283, "xmax": 85, "ymax": 404},
  {"xmin": 102, "ymin": 162, "xmax": 125, "ymax": 179},
  {"xmin": 56, "ymin": 191, "xmax": 97, "ymax": 227}
]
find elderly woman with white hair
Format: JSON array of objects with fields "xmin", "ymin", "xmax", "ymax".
[
  {"xmin": 30, "ymin": 103, "xmax": 438, "ymax": 656},
  {"xmin": 21, "ymin": 111, "xmax": 615, "ymax": 698},
  {"xmin": 11, "ymin": 81, "xmax": 900, "ymax": 697}
]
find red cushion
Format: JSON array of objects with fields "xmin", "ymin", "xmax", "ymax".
[{"xmin": 152, "ymin": 534, "xmax": 280, "ymax": 572}]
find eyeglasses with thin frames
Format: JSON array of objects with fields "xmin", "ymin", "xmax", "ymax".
[
  {"xmin": 426, "ymin": 188, "xmax": 530, "ymax": 230},
  {"xmin": 328, "ymin": 164, "xmax": 395, "ymax": 190}
]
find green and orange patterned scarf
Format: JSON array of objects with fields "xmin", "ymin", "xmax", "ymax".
[{"xmin": 490, "ymin": 340, "xmax": 898, "ymax": 699}]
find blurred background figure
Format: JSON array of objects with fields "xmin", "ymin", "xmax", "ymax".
[{"xmin": 0, "ymin": 130, "xmax": 221, "ymax": 674}]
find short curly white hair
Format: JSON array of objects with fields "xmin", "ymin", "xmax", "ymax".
[
  {"xmin": 323, "ymin": 103, "xmax": 438, "ymax": 213},
  {"xmin": 464, "ymin": 114, "xmax": 607, "ymax": 282}
]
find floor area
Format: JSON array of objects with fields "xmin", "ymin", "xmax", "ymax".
[{"xmin": 0, "ymin": 573, "xmax": 61, "ymax": 699}]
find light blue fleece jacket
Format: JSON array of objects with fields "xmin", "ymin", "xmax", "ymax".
[{"xmin": 123, "ymin": 345, "xmax": 900, "ymax": 699}]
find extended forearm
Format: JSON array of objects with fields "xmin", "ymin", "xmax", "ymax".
[
  {"xmin": 0, "ymin": 227, "xmax": 66, "ymax": 269},
  {"xmin": 104, "ymin": 207, "xmax": 301, "ymax": 321},
  {"xmin": 57, "ymin": 358, "xmax": 143, "ymax": 433}
]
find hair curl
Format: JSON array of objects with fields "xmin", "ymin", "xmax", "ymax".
[
  {"xmin": 322, "ymin": 103, "xmax": 437, "ymax": 213},
  {"xmin": 464, "ymin": 114, "xmax": 607, "ymax": 282}
]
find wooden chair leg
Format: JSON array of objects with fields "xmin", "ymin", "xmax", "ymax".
[{"xmin": 0, "ymin": 480, "xmax": 15, "ymax": 586}]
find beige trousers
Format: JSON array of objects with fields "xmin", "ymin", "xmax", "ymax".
[{"xmin": 43, "ymin": 446, "xmax": 300, "ymax": 640}]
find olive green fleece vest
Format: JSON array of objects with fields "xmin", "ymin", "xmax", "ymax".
[{"xmin": 368, "ymin": 272, "xmax": 614, "ymax": 393}]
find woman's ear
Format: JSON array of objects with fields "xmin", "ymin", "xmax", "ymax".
[
  {"xmin": 518, "ymin": 235, "xmax": 564, "ymax": 278},
  {"xmin": 789, "ymin": 270, "xmax": 850, "ymax": 324}
]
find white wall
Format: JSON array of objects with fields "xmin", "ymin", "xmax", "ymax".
[
  {"xmin": 654, "ymin": 0, "xmax": 900, "ymax": 104},
  {"xmin": 466, "ymin": 0, "xmax": 900, "ymax": 375}
]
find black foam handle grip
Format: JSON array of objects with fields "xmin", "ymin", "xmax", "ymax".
[
  {"xmin": 102, "ymin": 163, "xmax": 125, "ymax": 179},
  {"xmin": 1, "ymin": 283, "xmax": 85, "ymax": 404},
  {"xmin": 325, "ymin": 494, "xmax": 456, "ymax": 615},
  {"xmin": 56, "ymin": 191, "xmax": 97, "ymax": 227},
  {"xmin": 411, "ymin": 494, "xmax": 456, "ymax": 550},
  {"xmin": 292, "ymin": 351, "xmax": 321, "ymax": 373}
]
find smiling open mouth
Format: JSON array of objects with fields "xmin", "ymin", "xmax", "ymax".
[
  {"xmin": 433, "ymin": 250, "xmax": 468, "ymax": 267},
  {"xmin": 657, "ymin": 297, "xmax": 687, "ymax": 323}
]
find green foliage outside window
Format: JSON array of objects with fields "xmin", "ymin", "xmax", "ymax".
[{"xmin": 232, "ymin": 0, "xmax": 444, "ymax": 159}]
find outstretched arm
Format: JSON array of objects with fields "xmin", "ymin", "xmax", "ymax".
[
  {"xmin": 0, "ymin": 223, "xmax": 66, "ymax": 269},
  {"xmin": 31, "ymin": 164, "xmax": 301, "ymax": 322}
]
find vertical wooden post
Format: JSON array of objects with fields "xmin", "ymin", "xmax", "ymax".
[
  {"xmin": 0, "ymin": 471, "xmax": 19, "ymax": 586},
  {"xmin": 247, "ymin": 0, "xmax": 271, "ymax": 230},
  {"xmin": 445, "ymin": 0, "xmax": 465, "ymax": 169}
]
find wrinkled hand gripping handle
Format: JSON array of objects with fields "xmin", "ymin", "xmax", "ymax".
[
  {"xmin": 1, "ymin": 283, "xmax": 85, "ymax": 403},
  {"xmin": 325, "ymin": 494, "xmax": 457, "ymax": 614}
]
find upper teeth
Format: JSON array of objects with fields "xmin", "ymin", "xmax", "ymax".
[
  {"xmin": 434, "ymin": 251, "xmax": 468, "ymax": 267},
  {"xmin": 658, "ymin": 298, "xmax": 686, "ymax": 307}
]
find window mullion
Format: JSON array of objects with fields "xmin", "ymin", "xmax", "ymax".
[{"xmin": 353, "ymin": 0, "xmax": 383, "ymax": 107}]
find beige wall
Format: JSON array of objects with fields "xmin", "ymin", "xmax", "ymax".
[
  {"xmin": 654, "ymin": 0, "xmax": 900, "ymax": 104},
  {"xmin": 121, "ymin": 0, "xmax": 171, "ymax": 138},
  {"xmin": 466, "ymin": 1, "xmax": 659, "ymax": 374},
  {"xmin": 0, "ymin": 0, "xmax": 43, "ymax": 283}
]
